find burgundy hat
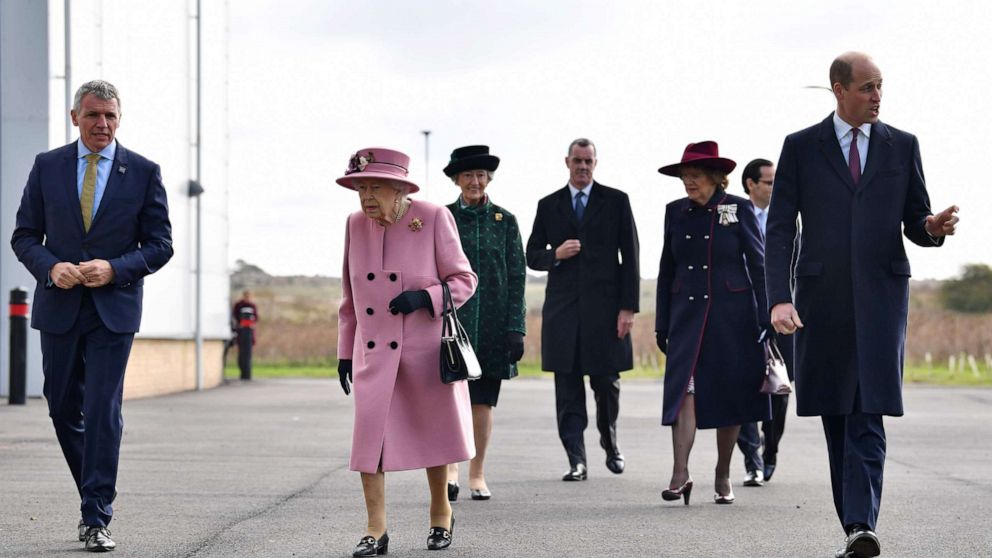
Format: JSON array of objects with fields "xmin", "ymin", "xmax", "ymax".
[
  {"xmin": 658, "ymin": 141, "xmax": 737, "ymax": 177},
  {"xmin": 336, "ymin": 147, "xmax": 420, "ymax": 193}
]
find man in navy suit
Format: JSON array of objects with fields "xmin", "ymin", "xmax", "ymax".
[
  {"xmin": 765, "ymin": 53, "xmax": 958, "ymax": 558},
  {"xmin": 736, "ymin": 158, "xmax": 795, "ymax": 487},
  {"xmin": 11, "ymin": 80, "xmax": 173, "ymax": 552}
]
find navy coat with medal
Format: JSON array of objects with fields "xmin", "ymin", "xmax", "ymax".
[{"xmin": 656, "ymin": 191, "xmax": 771, "ymax": 428}]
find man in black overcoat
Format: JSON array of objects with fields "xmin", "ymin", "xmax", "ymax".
[
  {"xmin": 526, "ymin": 138, "xmax": 640, "ymax": 480},
  {"xmin": 765, "ymin": 52, "xmax": 959, "ymax": 558}
]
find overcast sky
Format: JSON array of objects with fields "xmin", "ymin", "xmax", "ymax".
[{"xmin": 226, "ymin": 0, "xmax": 990, "ymax": 280}]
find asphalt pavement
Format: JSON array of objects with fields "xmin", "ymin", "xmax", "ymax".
[{"xmin": 2, "ymin": 378, "xmax": 991, "ymax": 558}]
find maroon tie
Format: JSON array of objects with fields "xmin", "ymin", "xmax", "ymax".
[{"xmin": 848, "ymin": 128, "xmax": 861, "ymax": 185}]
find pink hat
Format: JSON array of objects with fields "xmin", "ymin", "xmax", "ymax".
[
  {"xmin": 658, "ymin": 141, "xmax": 737, "ymax": 177},
  {"xmin": 335, "ymin": 147, "xmax": 420, "ymax": 193}
]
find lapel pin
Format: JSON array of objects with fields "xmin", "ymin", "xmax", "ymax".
[
  {"xmin": 495, "ymin": 213, "xmax": 503, "ymax": 221},
  {"xmin": 118, "ymin": 166, "xmax": 127, "ymax": 174}
]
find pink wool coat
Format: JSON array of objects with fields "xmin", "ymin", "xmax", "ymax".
[{"xmin": 338, "ymin": 199, "xmax": 479, "ymax": 473}]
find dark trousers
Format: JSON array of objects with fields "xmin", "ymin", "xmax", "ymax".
[
  {"xmin": 737, "ymin": 393, "xmax": 790, "ymax": 473},
  {"xmin": 763, "ymin": 393, "xmax": 789, "ymax": 465},
  {"xmin": 821, "ymin": 411, "xmax": 886, "ymax": 531},
  {"xmin": 736, "ymin": 421, "xmax": 764, "ymax": 473},
  {"xmin": 554, "ymin": 372, "xmax": 620, "ymax": 466},
  {"xmin": 40, "ymin": 292, "xmax": 134, "ymax": 527}
]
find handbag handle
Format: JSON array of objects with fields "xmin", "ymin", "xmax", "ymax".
[
  {"xmin": 765, "ymin": 337, "xmax": 785, "ymax": 364},
  {"xmin": 440, "ymin": 282, "xmax": 456, "ymax": 338}
]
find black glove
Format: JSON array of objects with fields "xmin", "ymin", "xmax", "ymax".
[
  {"xmin": 757, "ymin": 324, "xmax": 775, "ymax": 344},
  {"xmin": 506, "ymin": 332, "xmax": 525, "ymax": 363},
  {"xmin": 338, "ymin": 359, "xmax": 352, "ymax": 395},
  {"xmin": 389, "ymin": 290, "xmax": 431, "ymax": 315},
  {"xmin": 656, "ymin": 332, "xmax": 668, "ymax": 355}
]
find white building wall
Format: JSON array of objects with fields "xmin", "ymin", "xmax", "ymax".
[{"xmin": 0, "ymin": 0, "xmax": 229, "ymax": 397}]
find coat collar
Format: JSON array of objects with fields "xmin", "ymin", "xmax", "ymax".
[
  {"xmin": 452, "ymin": 194, "xmax": 492, "ymax": 215},
  {"xmin": 556, "ymin": 181, "xmax": 605, "ymax": 228},
  {"xmin": 817, "ymin": 113, "xmax": 892, "ymax": 192},
  {"xmin": 59, "ymin": 141, "xmax": 133, "ymax": 234},
  {"xmin": 89, "ymin": 143, "xmax": 131, "ymax": 231},
  {"xmin": 681, "ymin": 189, "xmax": 728, "ymax": 212}
]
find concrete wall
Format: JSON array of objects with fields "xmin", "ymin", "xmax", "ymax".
[
  {"xmin": 124, "ymin": 339, "xmax": 224, "ymax": 400},
  {"xmin": 0, "ymin": 0, "xmax": 50, "ymax": 398}
]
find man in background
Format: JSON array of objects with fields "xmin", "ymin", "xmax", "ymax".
[
  {"xmin": 736, "ymin": 158, "xmax": 794, "ymax": 486},
  {"xmin": 526, "ymin": 138, "xmax": 640, "ymax": 481}
]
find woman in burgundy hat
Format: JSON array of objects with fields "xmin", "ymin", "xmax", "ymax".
[
  {"xmin": 335, "ymin": 147, "xmax": 478, "ymax": 554},
  {"xmin": 654, "ymin": 141, "xmax": 772, "ymax": 505}
]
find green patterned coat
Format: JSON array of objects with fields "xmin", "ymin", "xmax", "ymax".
[{"xmin": 446, "ymin": 197, "xmax": 527, "ymax": 379}]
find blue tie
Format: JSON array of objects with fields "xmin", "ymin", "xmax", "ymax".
[{"xmin": 574, "ymin": 191, "xmax": 586, "ymax": 221}]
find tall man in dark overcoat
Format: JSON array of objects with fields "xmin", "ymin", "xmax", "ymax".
[
  {"xmin": 526, "ymin": 138, "xmax": 640, "ymax": 481},
  {"xmin": 765, "ymin": 53, "xmax": 958, "ymax": 558},
  {"xmin": 10, "ymin": 80, "xmax": 173, "ymax": 552}
]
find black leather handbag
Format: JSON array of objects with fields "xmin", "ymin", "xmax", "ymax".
[{"xmin": 439, "ymin": 282, "xmax": 482, "ymax": 384}]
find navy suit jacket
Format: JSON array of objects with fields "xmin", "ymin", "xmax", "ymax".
[
  {"xmin": 11, "ymin": 141, "xmax": 173, "ymax": 334},
  {"xmin": 765, "ymin": 115, "xmax": 940, "ymax": 416}
]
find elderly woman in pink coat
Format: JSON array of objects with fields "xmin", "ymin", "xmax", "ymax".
[{"xmin": 335, "ymin": 147, "xmax": 478, "ymax": 556}]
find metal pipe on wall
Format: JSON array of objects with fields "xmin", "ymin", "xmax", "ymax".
[
  {"xmin": 64, "ymin": 0, "xmax": 72, "ymax": 142},
  {"xmin": 194, "ymin": 0, "xmax": 204, "ymax": 390}
]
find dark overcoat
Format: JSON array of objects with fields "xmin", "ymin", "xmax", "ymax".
[
  {"xmin": 447, "ymin": 197, "xmax": 527, "ymax": 380},
  {"xmin": 656, "ymin": 192, "xmax": 771, "ymax": 428},
  {"xmin": 765, "ymin": 115, "xmax": 942, "ymax": 417},
  {"xmin": 526, "ymin": 183, "xmax": 640, "ymax": 375}
]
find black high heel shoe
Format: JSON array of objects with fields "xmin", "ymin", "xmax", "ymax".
[
  {"xmin": 661, "ymin": 478, "xmax": 693, "ymax": 505},
  {"xmin": 353, "ymin": 532, "xmax": 388, "ymax": 556},
  {"xmin": 427, "ymin": 515, "xmax": 454, "ymax": 550},
  {"xmin": 447, "ymin": 481, "xmax": 459, "ymax": 502}
]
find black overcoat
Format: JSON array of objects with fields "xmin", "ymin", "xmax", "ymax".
[
  {"xmin": 766, "ymin": 115, "xmax": 943, "ymax": 417},
  {"xmin": 526, "ymin": 183, "xmax": 640, "ymax": 375},
  {"xmin": 655, "ymin": 193, "xmax": 771, "ymax": 428}
]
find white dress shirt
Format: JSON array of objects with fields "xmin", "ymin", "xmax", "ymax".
[{"xmin": 833, "ymin": 112, "xmax": 870, "ymax": 174}]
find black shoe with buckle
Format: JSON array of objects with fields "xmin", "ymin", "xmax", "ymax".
[
  {"xmin": 83, "ymin": 526, "xmax": 116, "ymax": 552},
  {"xmin": 353, "ymin": 532, "xmax": 389, "ymax": 557},
  {"xmin": 561, "ymin": 463, "xmax": 588, "ymax": 481},
  {"xmin": 427, "ymin": 515, "xmax": 454, "ymax": 550}
]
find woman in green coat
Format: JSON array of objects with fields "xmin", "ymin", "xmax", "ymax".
[{"xmin": 443, "ymin": 145, "xmax": 527, "ymax": 502}]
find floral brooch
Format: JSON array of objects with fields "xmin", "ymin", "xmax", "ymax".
[
  {"xmin": 409, "ymin": 217, "xmax": 424, "ymax": 232},
  {"xmin": 346, "ymin": 151, "xmax": 375, "ymax": 174}
]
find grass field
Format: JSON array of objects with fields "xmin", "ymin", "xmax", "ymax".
[{"xmin": 225, "ymin": 360, "xmax": 992, "ymax": 386}]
